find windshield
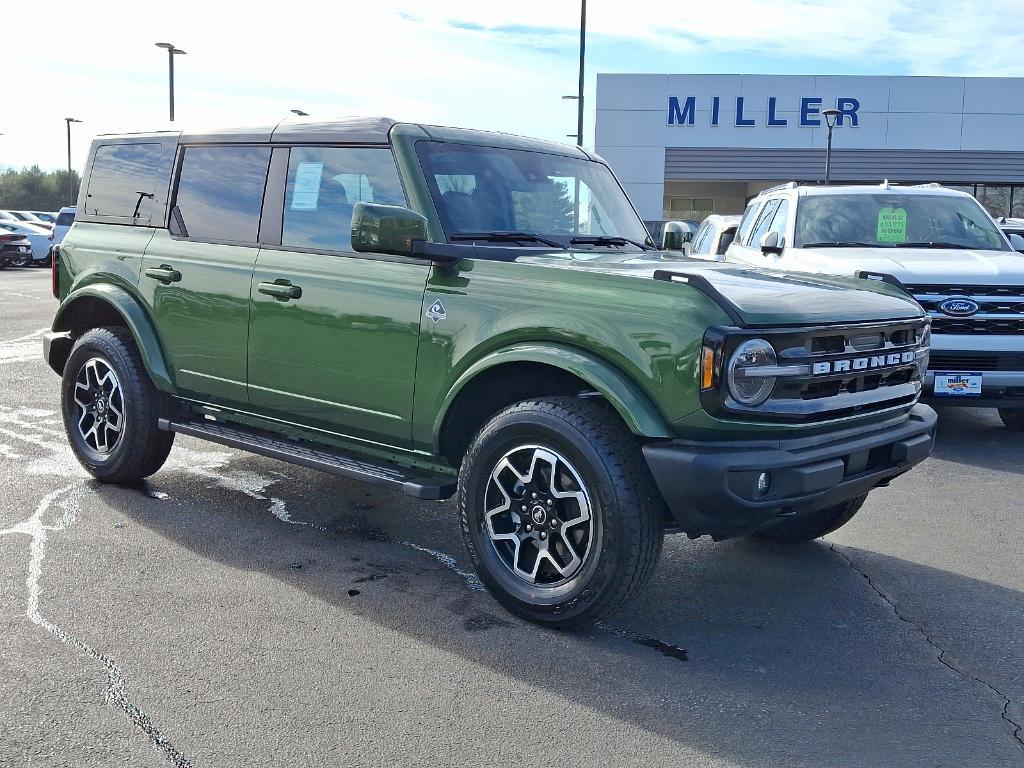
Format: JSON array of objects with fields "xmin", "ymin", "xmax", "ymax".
[
  {"xmin": 795, "ymin": 193, "xmax": 1010, "ymax": 251},
  {"xmin": 416, "ymin": 141, "xmax": 652, "ymax": 249}
]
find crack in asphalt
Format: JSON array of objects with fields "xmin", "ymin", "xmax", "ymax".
[
  {"xmin": 831, "ymin": 543, "xmax": 1024, "ymax": 751},
  {"xmin": 0, "ymin": 484, "xmax": 193, "ymax": 767}
]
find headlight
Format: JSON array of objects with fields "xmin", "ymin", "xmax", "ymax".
[{"xmin": 727, "ymin": 339, "xmax": 778, "ymax": 406}]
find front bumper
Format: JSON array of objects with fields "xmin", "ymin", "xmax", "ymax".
[{"xmin": 643, "ymin": 404, "xmax": 937, "ymax": 540}]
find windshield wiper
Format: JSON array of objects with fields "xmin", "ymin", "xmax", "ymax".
[
  {"xmin": 570, "ymin": 235, "xmax": 652, "ymax": 251},
  {"xmin": 450, "ymin": 231, "xmax": 567, "ymax": 249},
  {"xmin": 801, "ymin": 241, "xmax": 877, "ymax": 248},
  {"xmin": 898, "ymin": 241, "xmax": 972, "ymax": 249}
]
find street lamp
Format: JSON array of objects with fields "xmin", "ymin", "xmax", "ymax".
[
  {"xmin": 290, "ymin": 109, "xmax": 309, "ymax": 117},
  {"xmin": 573, "ymin": 0, "xmax": 586, "ymax": 147},
  {"xmin": 65, "ymin": 118, "xmax": 82, "ymax": 206},
  {"xmin": 155, "ymin": 42, "xmax": 187, "ymax": 121},
  {"xmin": 822, "ymin": 107, "xmax": 841, "ymax": 186}
]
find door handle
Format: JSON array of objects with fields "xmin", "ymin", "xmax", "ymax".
[
  {"xmin": 258, "ymin": 281, "xmax": 302, "ymax": 301},
  {"xmin": 144, "ymin": 265, "xmax": 181, "ymax": 284}
]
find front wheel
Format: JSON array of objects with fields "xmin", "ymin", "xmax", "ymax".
[
  {"xmin": 752, "ymin": 494, "xmax": 867, "ymax": 543},
  {"xmin": 998, "ymin": 408, "xmax": 1024, "ymax": 432},
  {"xmin": 61, "ymin": 327, "xmax": 174, "ymax": 483},
  {"xmin": 458, "ymin": 397, "xmax": 665, "ymax": 629}
]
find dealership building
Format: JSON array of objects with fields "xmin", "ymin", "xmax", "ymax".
[{"xmin": 594, "ymin": 74, "xmax": 1024, "ymax": 223}]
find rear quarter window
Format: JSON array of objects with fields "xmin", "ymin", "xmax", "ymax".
[{"xmin": 84, "ymin": 143, "xmax": 162, "ymax": 219}]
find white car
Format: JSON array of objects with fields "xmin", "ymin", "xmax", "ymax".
[
  {"xmin": 725, "ymin": 182, "xmax": 1024, "ymax": 431},
  {"xmin": 685, "ymin": 214, "xmax": 741, "ymax": 260},
  {"xmin": 50, "ymin": 206, "xmax": 76, "ymax": 246},
  {"xmin": 3, "ymin": 210, "xmax": 54, "ymax": 230},
  {"xmin": 0, "ymin": 220, "xmax": 52, "ymax": 265}
]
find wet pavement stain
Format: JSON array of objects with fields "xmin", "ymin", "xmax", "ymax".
[
  {"xmin": 463, "ymin": 612, "xmax": 512, "ymax": 632},
  {"xmin": 593, "ymin": 621, "xmax": 688, "ymax": 663}
]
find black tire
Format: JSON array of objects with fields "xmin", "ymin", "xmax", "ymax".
[
  {"xmin": 8, "ymin": 253, "xmax": 31, "ymax": 268},
  {"xmin": 752, "ymin": 494, "xmax": 867, "ymax": 543},
  {"xmin": 998, "ymin": 408, "xmax": 1024, "ymax": 432},
  {"xmin": 61, "ymin": 327, "xmax": 174, "ymax": 483},
  {"xmin": 458, "ymin": 397, "xmax": 665, "ymax": 629}
]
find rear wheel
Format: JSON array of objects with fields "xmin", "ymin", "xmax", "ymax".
[
  {"xmin": 752, "ymin": 494, "xmax": 867, "ymax": 543},
  {"xmin": 458, "ymin": 397, "xmax": 665, "ymax": 629},
  {"xmin": 8, "ymin": 254, "xmax": 30, "ymax": 268},
  {"xmin": 998, "ymin": 408, "xmax": 1024, "ymax": 432},
  {"xmin": 61, "ymin": 327, "xmax": 174, "ymax": 483}
]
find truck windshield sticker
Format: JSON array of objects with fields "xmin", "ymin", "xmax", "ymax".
[
  {"xmin": 291, "ymin": 162, "xmax": 324, "ymax": 210},
  {"xmin": 877, "ymin": 207, "xmax": 907, "ymax": 242}
]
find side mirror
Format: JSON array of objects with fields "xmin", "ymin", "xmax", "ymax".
[
  {"xmin": 351, "ymin": 202, "xmax": 429, "ymax": 256},
  {"xmin": 760, "ymin": 230, "xmax": 784, "ymax": 255},
  {"xmin": 1009, "ymin": 233, "xmax": 1024, "ymax": 253},
  {"xmin": 661, "ymin": 221, "xmax": 691, "ymax": 251}
]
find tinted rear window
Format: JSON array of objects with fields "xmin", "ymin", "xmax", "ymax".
[
  {"xmin": 84, "ymin": 143, "xmax": 162, "ymax": 219},
  {"xmin": 174, "ymin": 146, "xmax": 271, "ymax": 243},
  {"xmin": 56, "ymin": 211, "xmax": 75, "ymax": 226}
]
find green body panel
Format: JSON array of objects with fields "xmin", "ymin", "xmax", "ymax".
[
  {"xmin": 248, "ymin": 248, "xmax": 430, "ymax": 447},
  {"xmin": 52, "ymin": 282, "xmax": 174, "ymax": 392},
  {"xmin": 138, "ymin": 229, "xmax": 257, "ymax": 406},
  {"xmin": 59, "ymin": 222, "xmax": 154, "ymax": 299},
  {"xmin": 411, "ymin": 258, "xmax": 732, "ymax": 451}
]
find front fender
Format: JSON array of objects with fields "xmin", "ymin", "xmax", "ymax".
[
  {"xmin": 433, "ymin": 343, "xmax": 673, "ymax": 446},
  {"xmin": 51, "ymin": 283, "xmax": 174, "ymax": 392}
]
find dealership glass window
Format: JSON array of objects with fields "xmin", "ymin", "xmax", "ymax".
[
  {"xmin": 84, "ymin": 142, "xmax": 161, "ymax": 219},
  {"xmin": 1012, "ymin": 189, "xmax": 1024, "ymax": 218},
  {"xmin": 975, "ymin": 185, "xmax": 1012, "ymax": 218},
  {"xmin": 282, "ymin": 146, "xmax": 407, "ymax": 252},
  {"xmin": 663, "ymin": 196, "xmax": 713, "ymax": 223},
  {"xmin": 174, "ymin": 146, "xmax": 271, "ymax": 243}
]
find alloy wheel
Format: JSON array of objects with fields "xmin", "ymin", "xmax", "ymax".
[{"xmin": 72, "ymin": 357, "xmax": 125, "ymax": 455}]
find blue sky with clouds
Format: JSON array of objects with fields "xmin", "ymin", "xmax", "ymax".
[{"xmin": 2, "ymin": 0, "xmax": 1022, "ymax": 171}]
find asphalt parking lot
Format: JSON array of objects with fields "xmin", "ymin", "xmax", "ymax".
[{"xmin": 0, "ymin": 267, "xmax": 1021, "ymax": 767}]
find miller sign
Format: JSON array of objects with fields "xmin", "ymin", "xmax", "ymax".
[{"xmin": 668, "ymin": 96, "xmax": 861, "ymax": 128}]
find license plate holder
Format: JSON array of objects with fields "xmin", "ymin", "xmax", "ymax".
[{"xmin": 933, "ymin": 371, "xmax": 983, "ymax": 397}]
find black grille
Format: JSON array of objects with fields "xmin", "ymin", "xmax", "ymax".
[
  {"xmin": 929, "ymin": 353, "xmax": 1024, "ymax": 372},
  {"xmin": 905, "ymin": 284, "xmax": 1024, "ymax": 298},
  {"xmin": 930, "ymin": 317, "xmax": 1024, "ymax": 335}
]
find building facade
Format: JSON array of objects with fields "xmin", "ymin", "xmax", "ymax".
[{"xmin": 595, "ymin": 74, "xmax": 1024, "ymax": 223}]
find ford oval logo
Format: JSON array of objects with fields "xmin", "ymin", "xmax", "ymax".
[{"xmin": 939, "ymin": 298, "xmax": 980, "ymax": 317}]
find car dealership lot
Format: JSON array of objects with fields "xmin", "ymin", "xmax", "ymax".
[{"xmin": 0, "ymin": 268, "xmax": 1021, "ymax": 767}]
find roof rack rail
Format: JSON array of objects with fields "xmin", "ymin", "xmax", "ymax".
[
  {"xmin": 912, "ymin": 182, "xmax": 943, "ymax": 188},
  {"xmin": 756, "ymin": 181, "xmax": 798, "ymax": 196}
]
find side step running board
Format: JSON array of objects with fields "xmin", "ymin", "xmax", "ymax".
[{"xmin": 158, "ymin": 418, "xmax": 457, "ymax": 500}]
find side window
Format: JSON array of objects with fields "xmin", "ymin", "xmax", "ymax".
[
  {"xmin": 747, "ymin": 199, "xmax": 781, "ymax": 246},
  {"xmin": 735, "ymin": 202, "xmax": 759, "ymax": 246},
  {"xmin": 282, "ymin": 146, "xmax": 407, "ymax": 252},
  {"xmin": 85, "ymin": 143, "xmax": 161, "ymax": 219},
  {"xmin": 765, "ymin": 199, "xmax": 790, "ymax": 243},
  {"xmin": 174, "ymin": 146, "xmax": 271, "ymax": 243},
  {"xmin": 691, "ymin": 222, "xmax": 712, "ymax": 254}
]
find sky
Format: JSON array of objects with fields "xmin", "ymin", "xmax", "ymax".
[{"xmin": 2, "ymin": 0, "xmax": 1022, "ymax": 172}]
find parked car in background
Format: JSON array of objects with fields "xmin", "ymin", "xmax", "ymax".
[
  {"xmin": 996, "ymin": 216, "xmax": 1024, "ymax": 241},
  {"xmin": 0, "ymin": 210, "xmax": 19, "ymax": 222},
  {"xmin": 30, "ymin": 211, "xmax": 57, "ymax": 224},
  {"xmin": 644, "ymin": 218, "xmax": 699, "ymax": 247},
  {"xmin": 4, "ymin": 210, "xmax": 54, "ymax": 230},
  {"xmin": 0, "ymin": 221, "xmax": 51, "ymax": 266},
  {"xmin": 50, "ymin": 206, "xmax": 76, "ymax": 246},
  {"xmin": 685, "ymin": 214, "xmax": 741, "ymax": 259},
  {"xmin": 726, "ymin": 182, "xmax": 1024, "ymax": 431},
  {"xmin": 0, "ymin": 230, "xmax": 33, "ymax": 268}
]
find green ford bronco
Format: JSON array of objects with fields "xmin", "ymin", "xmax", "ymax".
[{"xmin": 45, "ymin": 118, "xmax": 936, "ymax": 627}]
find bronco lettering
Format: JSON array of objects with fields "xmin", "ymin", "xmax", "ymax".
[{"xmin": 812, "ymin": 351, "xmax": 916, "ymax": 376}]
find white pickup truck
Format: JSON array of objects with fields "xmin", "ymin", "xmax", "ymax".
[{"xmin": 726, "ymin": 182, "xmax": 1024, "ymax": 430}]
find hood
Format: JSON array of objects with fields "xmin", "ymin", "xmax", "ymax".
[
  {"xmin": 516, "ymin": 250, "xmax": 922, "ymax": 327},
  {"xmin": 794, "ymin": 246, "xmax": 1024, "ymax": 284}
]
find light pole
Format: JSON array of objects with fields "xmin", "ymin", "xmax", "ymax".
[
  {"xmin": 155, "ymin": 42, "xmax": 187, "ymax": 121},
  {"xmin": 575, "ymin": 0, "xmax": 586, "ymax": 147},
  {"xmin": 822, "ymin": 107, "xmax": 841, "ymax": 186},
  {"xmin": 65, "ymin": 118, "xmax": 82, "ymax": 205},
  {"xmin": 290, "ymin": 109, "xmax": 309, "ymax": 117}
]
